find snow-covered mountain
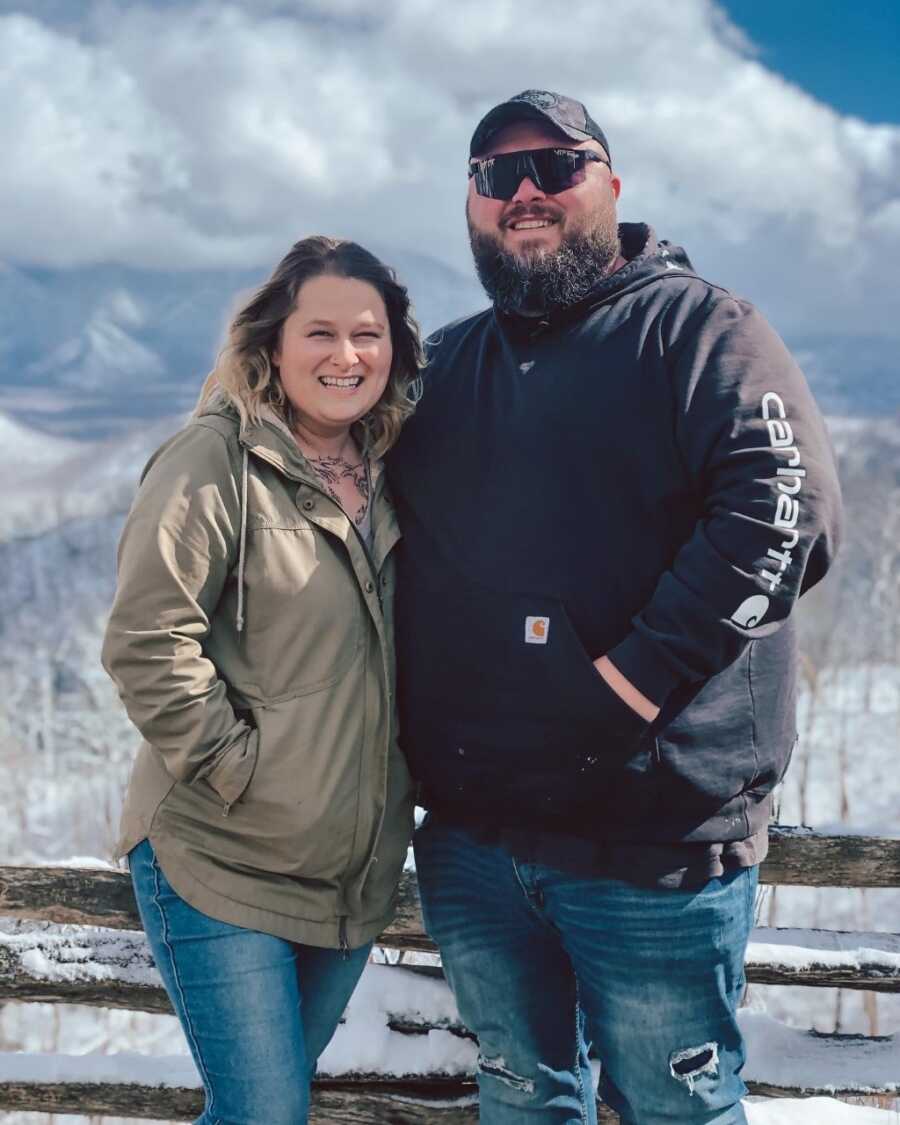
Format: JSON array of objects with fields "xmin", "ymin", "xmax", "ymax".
[
  {"xmin": 0, "ymin": 251, "xmax": 487, "ymax": 440},
  {"xmin": 0, "ymin": 412, "xmax": 181, "ymax": 540},
  {"xmin": 1, "ymin": 253, "xmax": 897, "ymax": 444},
  {"xmin": 0, "ymin": 414, "xmax": 81, "ymax": 471}
]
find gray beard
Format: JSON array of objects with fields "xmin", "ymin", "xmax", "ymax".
[{"xmin": 468, "ymin": 223, "xmax": 621, "ymax": 315}]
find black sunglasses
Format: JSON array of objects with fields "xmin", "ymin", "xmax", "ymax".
[{"xmin": 468, "ymin": 147, "xmax": 610, "ymax": 201}]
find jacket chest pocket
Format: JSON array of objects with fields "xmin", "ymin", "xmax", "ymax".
[{"xmin": 230, "ymin": 525, "xmax": 365, "ymax": 701}]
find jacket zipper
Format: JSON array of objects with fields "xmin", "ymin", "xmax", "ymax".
[{"xmin": 249, "ymin": 442, "xmax": 390, "ymax": 941}]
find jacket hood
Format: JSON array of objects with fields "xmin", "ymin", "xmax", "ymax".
[
  {"xmin": 197, "ymin": 396, "xmax": 383, "ymax": 486},
  {"xmin": 497, "ymin": 222, "xmax": 697, "ymax": 334},
  {"xmin": 196, "ymin": 397, "xmax": 313, "ymax": 483}
]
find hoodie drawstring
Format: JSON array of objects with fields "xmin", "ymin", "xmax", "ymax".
[{"xmin": 236, "ymin": 446, "xmax": 248, "ymax": 633}]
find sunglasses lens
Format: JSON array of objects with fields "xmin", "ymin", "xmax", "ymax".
[
  {"xmin": 472, "ymin": 159, "xmax": 527, "ymax": 200},
  {"xmin": 472, "ymin": 150, "xmax": 588, "ymax": 200},
  {"xmin": 530, "ymin": 149, "xmax": 584, "ymax": 194}
]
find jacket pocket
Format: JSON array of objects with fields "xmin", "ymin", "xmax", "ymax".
[
  {"xmin": 206, "ymin": 691, "xmax": 362, "ymax": 882},
  {"xmin": 404, "ymin": 585, "xmax": 651, "ymax": 754},
  {"xmin": 654, "ymin": 648, "xmax": 756, "ymax": 808},
  {"xmin": 203, "ymin": 727, "xmax": 259, "ymax": 810},
  {"xmin": 409, "ymin": 592, "xmax": 653, "ymax": 816},
  {"xmin": 501, "ymin": 595, "xmax": 649, "ymax": 745}
]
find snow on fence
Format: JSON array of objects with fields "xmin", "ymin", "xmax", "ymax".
[{"xmin": 0, "ymin": 825, "xmax": 898, "ymax": 1122}]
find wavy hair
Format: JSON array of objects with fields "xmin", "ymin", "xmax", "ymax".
[{"xmin": 195, "ymin": 236, "xmax": 424, "ymax": 457}]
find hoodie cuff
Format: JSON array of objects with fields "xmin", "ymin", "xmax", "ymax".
[{"xmin": 605, "ymin": 631, "xmax": 684, "ymax": 708}]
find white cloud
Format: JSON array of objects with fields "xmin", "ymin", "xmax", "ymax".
[{"xmin": 2, "ymin": 0, "xmax": 899, "ymax": 339}]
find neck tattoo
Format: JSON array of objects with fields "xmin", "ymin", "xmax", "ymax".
[{"xmin": 305, "ymin": 451, "xmax": 371, "ymax": 527}]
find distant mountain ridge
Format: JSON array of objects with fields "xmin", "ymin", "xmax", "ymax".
[
  {"xmin": 0, "ymin": 254, "xmax": 895, "ymax": 441},
  {"xmin": 0, "ymin": 250, "xmax": 487, "ymax": 440}
]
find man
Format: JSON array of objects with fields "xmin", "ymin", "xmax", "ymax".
[{"xmin": 387, "ymin": 90, "xmax": 842, "ymax": 1124}]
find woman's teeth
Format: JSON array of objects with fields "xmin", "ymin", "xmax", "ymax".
[{"xmin": 319, "ymin": 376, "xmax": 362, "ymax": 388}]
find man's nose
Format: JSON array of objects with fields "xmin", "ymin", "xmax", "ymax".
[{"xmin": 510, "ymin": 175, "xmax": 546, "ymax": 204}]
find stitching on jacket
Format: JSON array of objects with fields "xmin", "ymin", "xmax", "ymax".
[
  {"xmin": 741, "ymin": 643, "xmax": 761, "ymax": 834},
  {"xmin": 229, "ymin": 633, "xmax": 365, "ymax": 705},
  {"xmin": 340, "ymin": 635, "xmax": 371, "ymax": 888},
  {"xmin": 745, "ymin": 641, "xmax": 761, "ymax": 789},
  {"xmin": 248, "ymin": 521, "xmax": 315, "ymax": 532}
]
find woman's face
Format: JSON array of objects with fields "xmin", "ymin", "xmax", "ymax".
[{"xmin": 273, "ymin": 274, "xmax": 393, "ymax": 438}]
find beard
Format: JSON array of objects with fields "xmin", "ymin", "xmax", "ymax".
[{"xmin": 467, "ymin": 200, "xmax": 621, "ymax": 315}]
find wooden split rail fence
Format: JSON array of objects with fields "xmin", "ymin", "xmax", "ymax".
[{"xmin": 1, "ymin": 825, "xmax": 899, "ymax": 1122}]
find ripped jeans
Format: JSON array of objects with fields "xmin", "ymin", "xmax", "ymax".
[{"xmin": 415, "ymin": 819, "xmax": 756, "ymax": 1124}]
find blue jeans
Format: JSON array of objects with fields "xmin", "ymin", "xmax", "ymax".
[
  {"xmin": 129, "ymin": 838, "xmax": 370, "ymax": 1125},
  {"xmin": 415, "ymin": 820, "xmax": 757, "ymax": 1125}
]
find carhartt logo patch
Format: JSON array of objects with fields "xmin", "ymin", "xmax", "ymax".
[{"xmin": 525, "ymin": 616, "xmax": 550, "ymax": 644}]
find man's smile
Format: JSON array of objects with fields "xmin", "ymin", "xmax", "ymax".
[{"xmin": 502, "ymin": 210, "xmax": 561, "ymax": 233}]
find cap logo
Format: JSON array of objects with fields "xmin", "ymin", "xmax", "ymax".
[{"xmin": 513, "ymin": 90, "xmax": 559, "ymax": 110}]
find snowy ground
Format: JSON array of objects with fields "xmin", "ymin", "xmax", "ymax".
[
  {"xmin": 1, "ymin": 661, "xmax": 897, "ymax": 1122},
  {"xmin": 2, "ymin": 986, "xmax": 898, "ymax": 1123}
]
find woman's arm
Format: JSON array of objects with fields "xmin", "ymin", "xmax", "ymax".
[{"xmin": 102, "ymin": 421, "xmax": 256, "ymax": 807}]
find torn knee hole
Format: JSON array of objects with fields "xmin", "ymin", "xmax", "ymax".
[
  {"xmin": 477, "ymin": 1053, "xmax": 536, "ymax": 1094},
  {"xmin": 668, "ymin": 1041, "xmax": 719, "ymax": 1095}
]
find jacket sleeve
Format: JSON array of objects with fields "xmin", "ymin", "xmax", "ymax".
[
  {"xmin": 606, "ymin": 295, "xmax": 842, "ymax": 707},
  {"xmin": 101, "ymin": 422, "xmax": 257, "ymax": 805}
]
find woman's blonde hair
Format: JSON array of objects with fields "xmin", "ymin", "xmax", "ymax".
[{"xmin": 195, "ymin": 236, "xmax": 424, "ymax": 457}]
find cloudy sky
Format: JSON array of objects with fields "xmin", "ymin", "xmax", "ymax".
[{"xmin": 2, "ymin": 0, "xmax": 899, "ymax": 342}]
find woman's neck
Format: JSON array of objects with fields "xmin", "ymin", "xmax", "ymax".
[{"xmin": 292, "ymin": 420, "xmax": 356, "ymax": 461}]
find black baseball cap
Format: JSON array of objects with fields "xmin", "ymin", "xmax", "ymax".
[{"xmin": 469, "ymin": 90, "xmax": 611, "ymax": 161}]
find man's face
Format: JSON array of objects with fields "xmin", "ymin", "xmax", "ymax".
[{"xmin": 466, "ymin": 120, "xmax": 623, "ymax": 314}]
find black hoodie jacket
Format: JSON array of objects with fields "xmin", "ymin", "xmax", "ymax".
[{"xmin": 388, "ymin": 224, "xmax": 842, "ymax": 845}]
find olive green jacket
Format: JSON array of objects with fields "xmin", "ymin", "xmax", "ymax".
[{"xmin": 102, "ymin": 403, "xmax": 415, "ymax": 949}]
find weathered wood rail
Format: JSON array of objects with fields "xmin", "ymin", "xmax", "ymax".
[{"xmin": 1, "ymin": 826, "xmax": 898, "ymax": 1122}]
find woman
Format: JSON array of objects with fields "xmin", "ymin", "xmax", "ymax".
[{"xmin": 102, "ymin": 236, "xmax": 423, "ymax": 1123}]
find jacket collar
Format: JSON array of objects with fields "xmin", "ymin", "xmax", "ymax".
[
  {"xmin": 196, "ymin": 399, "xmax": 374, "ymax": 490},
  {"xmin": 239, "ymin": 407, "xmax": 318, "ymax": 483}
]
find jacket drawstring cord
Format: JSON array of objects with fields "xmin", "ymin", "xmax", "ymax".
[{"xmin": 236, "ymin": 446, "xmax": 248, "ymax": 634}]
